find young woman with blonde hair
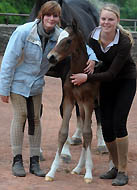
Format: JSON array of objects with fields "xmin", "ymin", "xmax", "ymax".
[{"xmin": 70, "ymin": 3, "xmax": 136, "ymax": 186}]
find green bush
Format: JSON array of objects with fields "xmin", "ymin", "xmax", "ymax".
[{"xmin": 0, "ymin": 0, "xmax": 35, "ymax": 24}]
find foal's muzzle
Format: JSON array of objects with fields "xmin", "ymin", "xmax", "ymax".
[{"xmin": 47, "ymin": 54, "xmax": 58, "ymax": 64}]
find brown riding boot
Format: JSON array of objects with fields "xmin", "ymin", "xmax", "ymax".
[
  {"xmin": 112, "ymin": 136, "xmax": 129, "ymax": 186},
  {"xmin": 100, "ymin": 140, "xmax": 118, "ymax": 179}
]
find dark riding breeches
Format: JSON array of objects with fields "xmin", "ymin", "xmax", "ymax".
[{"xmin": 99, "ymin": 79, "xmax": 136, "ymax": 142}]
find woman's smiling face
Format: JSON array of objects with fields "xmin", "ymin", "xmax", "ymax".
[
  {"xmin": 100, "ymin": 9, "xmax": 119, "ymax": 34},
  {"xmin": 42, "ymin": 14, "xmax": 60, "ymax": 33}
]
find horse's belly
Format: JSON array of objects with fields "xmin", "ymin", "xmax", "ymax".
[{"xmin": 73, "ymin": 82, "xmax": 99, "ymax": 102}]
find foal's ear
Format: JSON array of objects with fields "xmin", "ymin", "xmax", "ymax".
[
  {"xmin": 72, "ymin": 18, "xmax": 78, "ymax": 33},
  {"xmin": 58, "ymin": 0, "xmax": 63, "ymax": 7}
]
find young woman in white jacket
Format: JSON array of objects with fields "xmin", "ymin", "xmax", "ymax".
[{"xmin": 0, "ymin": 1, "xmax": 62, "ymax": 177}]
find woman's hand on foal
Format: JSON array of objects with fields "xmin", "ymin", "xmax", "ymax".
[
  {"xmin": 0, "ymin": 95, "xmax": 9, "ymax": 103},
  {"xmin": 84, "ymin": 60, "xmax": 95, "ymax": 74},
  {"xmin": 70, "ymin": 73, "xmax": 87, "ymax": 86}
]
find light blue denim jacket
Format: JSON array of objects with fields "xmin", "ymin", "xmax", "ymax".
[
  {"xmin": 0, "ymin": 20, "xmax": 62, "ymax": 97},
  {"xmin": 0, "ymin": 20, "xmax": 97, "ymax": 98}
]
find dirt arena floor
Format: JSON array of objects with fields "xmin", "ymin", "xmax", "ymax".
[{"xmin": 0, "ymin": 56, "xmax": 137, "ymax": 190}]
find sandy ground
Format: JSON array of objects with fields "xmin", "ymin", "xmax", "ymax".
[{"xmin": 0, "ymin": 56, "xmax": 137, "ymax": 190}]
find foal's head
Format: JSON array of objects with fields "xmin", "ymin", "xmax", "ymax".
[{"xmin": 47, "ymin": 19, "xmax": 87, "ymax": 64}]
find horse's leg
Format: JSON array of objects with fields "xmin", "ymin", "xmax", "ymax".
[
  {"xmin": 84, "ymin": 146, "xmax": 93, "ymax": 183},
  {"xmin": 60, "ymin": 136, "xmax": 72, "ymax": 163},
  {"xmin": 59, "ymin": 73, "xmax": 74, "ymax": 162},
  {"xmin": 70, "ymin": 103, "xmax": 83, "ymax": 145},
  {"xmin": 82, "ymin": 104, "xmax": 93, "ymax": 184},
  {"xmin": 71, "ymin": 147, "xmax": 85, "ymax": 174},
  {"xmin": 40, "ymin": 147, "xmax": 45, "ymax": 161},
  {"xmin": 71, "ymin": 106, "xmax": 85, "ymax": 174},
  {"xmin": 59, "ymin": 91, "xmax": 72, "ymax": 163},
  {"xmin": 72, "ymin": 103, "xmax": 93, "ymax": 183},
  {"xmin": 108, "ymin": 153, "xmax": 115, "ymax": 170},
  {"xmin": 45, "ymin": 149, "xmax": 60, "ymax": 181},
  {"xmin": 94, "ymin": 100, "xmax": 108, "ymax": 153},
  {"xmin": 45, "ymin": 101, "xmax": 74, "ymax": 181}
]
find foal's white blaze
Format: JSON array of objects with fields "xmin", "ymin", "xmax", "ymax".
[
  {"xmin": 57, "ymin": 30, "xmax": 69, "ymax": 44},
  {"xmin": 47, "ymin": 30, "xmax": 70, "ymax": 61}
]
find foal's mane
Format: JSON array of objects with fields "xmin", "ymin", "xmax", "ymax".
[{"xmin": 65, "ymin": 23, "xmax": 88, "ymax": 57}]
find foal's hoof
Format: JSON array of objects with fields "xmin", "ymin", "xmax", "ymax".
[
  {"xmin": 45, "ymin": 176, "xmax": 54, "ymax": 182},
  {"xmin": 61, "ymin": 154, "xmax": 71, "ymax": 164},
  {"xmin": 84, "ymin": 178, "xmax": 92, "ymax": 184},
  {"xmin": 70, "ymin": 138, "xmax": 82, "ymax": 146},
  {"xmin": 97, "ymin": 146, "xmax": 108, "ymax": 154},
  {"xmin": 71, "ymin": 170, "xmax": 79, "ymax": 175}
]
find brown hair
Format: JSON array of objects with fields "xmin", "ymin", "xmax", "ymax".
[
  {"xmin": 37, "ymin": 1, "xmax": 61, "ymax": 20},
  {"xmin": 101, "ymin": 3, "xmax": 134, "ymax": 45}
]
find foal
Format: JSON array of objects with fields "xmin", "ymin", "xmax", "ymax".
[{"xmin": 45, "ymin": 21, "xmax": 100, "ymax": 183}]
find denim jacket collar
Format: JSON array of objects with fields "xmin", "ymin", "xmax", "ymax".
[{"xmin": 27, "ymin": 19, "xmax": 61, "ymax": 47}]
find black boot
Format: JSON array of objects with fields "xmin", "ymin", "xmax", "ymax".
[
  {"xmin": 112, "ymin": 172, "xmax": 128, "ymax": 186},
  {"xmin": 12, "ymin": 154, "xmax": 26, "ymax": 177},
  {"xmin": 30, "ymin": 156, "xmax": 46, "ymax": 177},
  {"xmin": 100, "ymin": 167, "xmax": 118, "ymax": 179}
]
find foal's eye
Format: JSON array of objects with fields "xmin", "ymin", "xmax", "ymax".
[{"xmin": 67, "ymin": 39, "xmax": 72, "ymax": 44}]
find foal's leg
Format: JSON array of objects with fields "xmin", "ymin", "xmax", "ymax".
[
  {"xmin": 59, "ymin": 84, "xmax": 73, "ymax": 162},
  {"xmin": 82, "ymin": 103, "xmax": 94, "ymax": 183},
  {"xmin": 61, "ymin": 104, "xmax": 82, "ymax": 163},
  {"xmin": 60, "ymin": 136, "xmax": 72, "ymax": 163},
  {"xmin": 84, "ymin": 146, "xmax": 93, "ymax": 183},
  {"xmin": 94, "ymin": 102, "xmax": 108, "ymax": 153},
  {"xmin": 71, "ymin": 104, "xmax": 93, "ymax": 183},
  {"xmin": 71, "ymin": 147, "xmax": 85, "ymax": 174},
  {"xmin": 45, "ymin": 102, "xmax": 74, "ymax": 181},
  {"xmin": 70, "ymin": 103, "xmax": 83, "ymax": 145}
]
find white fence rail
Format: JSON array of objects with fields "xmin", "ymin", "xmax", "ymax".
[{"xmin": 120, "ymin": 19, "xmax": 137, "ymax": 32}]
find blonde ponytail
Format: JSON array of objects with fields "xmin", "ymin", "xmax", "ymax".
[{"xmin": 117, "ymin": 24, "xmax": 134, "ymax": 45}]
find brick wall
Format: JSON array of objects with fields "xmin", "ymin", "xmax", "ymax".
[{"xmin": 0, "ymin": 24, "xmax": 137, "ymax": 63}]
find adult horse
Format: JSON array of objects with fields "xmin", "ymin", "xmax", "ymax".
[
  {"xmin": 28, "ymin": 0, "xmax": 108, "ymax": 162},
  {"xmin": 45, "ymin": 19, "xmax": 100, "ymax": 183}
]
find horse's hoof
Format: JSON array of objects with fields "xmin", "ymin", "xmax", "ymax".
[
  {"xmin": 84, "ymin": 178, "xmax": 92, "ymax": 184},
  {"xmin": 61, "ymin": 154, "xmax": 71, "ymax": 164},
  {"xmin": 45, "ymin": 176, "xmax": 54, "ymax": 182},
  {"xmin": 97, "ymin": 146, "xmax": 108, "ymax": 154},
  {"xmin": 40, "ymin": 152, "xmax": 46, "ymax": 161},
  {"xmin": 70, "ymin": 138, "xmax": 82, "ymax": 146},
  {"xmin": 71, "ymin": 171, "xmax": 78, "ymax": 175}
]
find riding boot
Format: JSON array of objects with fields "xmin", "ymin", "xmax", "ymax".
[
  {"xmin": 100, "ymin": 140, "xmax": 118, "ymax": 179},
  {"xmin": 112, "ymin": 136, "xmax": 128, "ymax": 186},
  {"xmin": 12, "ymin": 154, "xmax": 26, "ymax": 177},
  {"xmin": 29, "ymin": 156, "xmax": 46, "ymax": 177}
]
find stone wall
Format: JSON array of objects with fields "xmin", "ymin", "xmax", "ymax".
[
  {"xmin": 0, "ymin": 24, "xmax": 137, "ymax": 63},
  {"xmin": 0, "ymin": 24, "xmax": 18, "ymax": 55}
]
